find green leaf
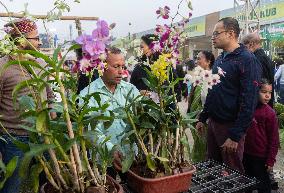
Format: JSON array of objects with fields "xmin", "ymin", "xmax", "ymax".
[
  {"xmin": 122, "ymin": 148, "xmax": 135, "ymax": 173},
  {"xmin": 52, "ymin": 46, "xmax": 62, "ymax": 63},
  {"xmin": 57, "ymin": 44, "xmax": 81, "ymax": 70},
  {"xmin": 62, "ymin": 137, "xmax": 77, "ymax": 151},
  {"xmin": 12, "ymin": 78, "xmax": 47, "ymax": 104},
  {"xmin": 13, "ymin": 140, "xmax": 30, "ymax": 152},
  {"xmin": 155, "ymin": 156, "xmax": 169, "ymax": 162},
  {"xmin": 0, "ymin": 156, "xmax": 18, "ymax": 189},
  {"xmin": 140, "ymin": 121, "xmax": 155, "ymax": 129},
  {"xmin": 187, "ymin": 1, "xmax": 193, "ymax": 10},
  {"xmin": 13, "ymin": 50, "xmax": 55, "ymax": 67},
  {"xmin": 36, "ymin": 111, "xmax": 47, "ymax": 133},
  {"xmin": 0, "ymin": 136, "xmax": 7, "ymax": 143},
  {"xmin": 19, "ymin": 144, "xmax": 55, "ymax": 178},
  {"xmin": 30, "ymin": 163, "xmax": 43, "ymax": 193},
  {"xmin": 18, "ymin": 95, "xmax": 36, "ymax": 111},
  {"xmin": 146, "ymin": 154, "xmax": 156, "ymax": 172}
]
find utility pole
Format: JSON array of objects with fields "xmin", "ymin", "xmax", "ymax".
[
  {"xmin": 69, "ymin": 24, "xmax": 73, "ymax": 41},
  {"xmin": 234, "ymin": 0, "xmax": 260, "ymax": 36}
]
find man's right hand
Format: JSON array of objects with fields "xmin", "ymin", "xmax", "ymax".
[{"xmin": 196, "ymin": 121, "xmax": 205, "ymax": 135}]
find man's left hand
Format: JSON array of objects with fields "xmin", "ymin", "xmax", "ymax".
[{"xmin": 221, "ymin": 138, "xmax": 238, "ymax": 154}]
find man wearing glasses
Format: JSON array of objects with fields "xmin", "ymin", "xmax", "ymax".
[
  {"xmin": 0, "ymin": 18, "xmax": 49, "ymax": 193},
  {"xmin": 196, "ymin": 17, "xmax": 261, "ymax": 173}
]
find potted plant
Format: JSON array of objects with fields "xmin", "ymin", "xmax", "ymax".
[
  {"xmin": 111, "ymin": 1, "xmax": 197, "ymax": 193},
  {"xmin": 0, "ymin": 18, "xmax": 124, "ymax": 193}
]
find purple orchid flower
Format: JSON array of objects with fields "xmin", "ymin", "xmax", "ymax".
[
  {"xmin": 84, "ymin": 40, "xmax": 106, "ymax": 57},
  {"xmin": 75, "ymin": 34, "xmax": 93, "ymax": 45},
  {"xmin": 92, "ymin": 20, "xmax": 110, "ymax": 40}
]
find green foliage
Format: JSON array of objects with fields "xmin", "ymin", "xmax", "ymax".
[
  {"xmin": 273, "ymin": 103, "xmax": 284, "ymax": 146},
  {"xmin": 121, "ymin": 66, "xmax": 196, "ymax": 176},
  {"xmin": 0, "ymin": 44, "xmax": 116, "ymax": 192},
  {"xmin": 0, "ymin": 156, "xmax": 18, "ymax": 190}
]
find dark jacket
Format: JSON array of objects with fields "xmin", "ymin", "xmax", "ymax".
[
  {"xmin": 199, "ymin": 44, "xmax": 262, "ymax": 142},
  {"xmin": 254, "ymin": 48, "xmax": 274, "ymax": 83},
  {"xmin": 130, "ymin": 62, "xmax": 151, "ymax": 91},
  {"xmin": 244, "ymin": 104, "xmax": 279, "ymax": 167},
  {"xmin": 77, "ymin": 70, "xmax": 99, "ymax": 94},
  {"xmin": 254, "ymin": 48, "xmax": 274, "ymax": 107}
]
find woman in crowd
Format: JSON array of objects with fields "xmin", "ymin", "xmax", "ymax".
[
  {"xmin": 187, "ymin": 51, "xmax": 215, "ymax": 113},
  {"xmin": 130, "ymin": 34, "xmax": 160, "ymax": 95},
  {"xmin": 187, "ymin": 51, "xmax": 215, "ymax": 162}
]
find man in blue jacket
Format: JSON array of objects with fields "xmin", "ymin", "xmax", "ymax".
[{"xmin": 196, "ymin": 17, "xmax": 261, "ymax": 172}]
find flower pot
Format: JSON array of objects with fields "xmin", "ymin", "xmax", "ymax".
[
  {"xmin": 40, "ymin": 175, "xmax": 124, "ymax": 193},
  {"xmin": 126, "ymin": 166, "xmax": 196, "ymax": 193}
]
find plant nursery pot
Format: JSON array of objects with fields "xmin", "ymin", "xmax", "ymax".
[
  {"xmin": 40, "ymin": 175, "xmax": 124, "ymax": 193},
  {"xmin": 126, "ymin": 166, "xmax": 196, "ymax": 193}
]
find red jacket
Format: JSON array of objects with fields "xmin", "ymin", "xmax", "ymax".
[{"xmin": 244, "ymin": 104, "xmax": 280, "ymax": 167}]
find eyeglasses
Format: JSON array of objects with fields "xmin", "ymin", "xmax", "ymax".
[
  {"xmin": 212, "ymin": 31, "xmax": 227, "ymax": 37},
  {"xmin": 26, "ymin": 37, "xmax": 40, "ymax": 41}
]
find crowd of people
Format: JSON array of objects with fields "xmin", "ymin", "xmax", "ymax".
[{"xmin": 0, "ymin": 16, "xmax": 282, "ymax": 193}]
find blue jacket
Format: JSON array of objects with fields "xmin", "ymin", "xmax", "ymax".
[{"xmin": 199, "ymin": 44, "xmax": 262, "ymax": 142}]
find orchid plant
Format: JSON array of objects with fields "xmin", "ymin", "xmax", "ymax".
[
  {"xmin": 118, "ymin": 0, "xmax": 201, "ymax": 177},
  {"xmin": 184, "ymin": 66, "xmax": 225, "ymax": 105},
  {"xmin": 0, "ymin": 18, "xmax": 119, "ymax": 193}
]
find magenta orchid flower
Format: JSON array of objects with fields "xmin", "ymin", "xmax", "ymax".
[
  {"xmin": 156, "ymin": 6, "xmax": 170, "ymax": 19},
  {"xmin": 79, "ymin": 58, "xmax": 92, "ymax": 73}
]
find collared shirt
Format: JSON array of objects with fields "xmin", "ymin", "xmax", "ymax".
[{"xmin": 80, "ymin": 77, "xmax": 140, "ymax": 147}]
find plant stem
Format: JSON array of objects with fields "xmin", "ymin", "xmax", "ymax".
[
  {"xmin": 81, "ymin": 138, "xmax": 99, "ymax": 186},
  {"xmin": 42, "ymin": 134, "xmax": 68, "ymax": 189},
  {"xmin": 126, "ymin": 111, "xmax": 148, "ymax": 156},
  {"xmin": 149, "ymin": 130, "xmax": 154, "ymax": 154},
  {"xmin": 154, "ymin": 137, "xmax": 162, "ymax": 156},
  {"xmin": 173, "ymin": 127, "xmax": 180, "ymax": 162},
  {"xmin": 57, "ymin": 78, "xmax": 83, "ymax": 191},
  {"xmin": 70, "ymin": 148, "xmax": 80, "ymax": 191},
  {"xmin": 38, "ymin": 157, "xmax": 60, "ymax": 190}
]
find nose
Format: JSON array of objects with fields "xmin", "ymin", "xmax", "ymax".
[
  {"xmin": 38, "ymin": 39, "xmax": 42, "ymax": 47},
  {"xmin": 117, "ymin": 68, "xmax": 123, "ymax": 74}
]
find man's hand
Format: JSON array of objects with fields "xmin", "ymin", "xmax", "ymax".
[
  {"xmin": 266, "ymin": 165, "xmax": 273, "ymax": 173},
  {"xmin": 221, "ymin": 138, "xmax": 238, "ymax": 154},
  {"xmin": 140, "ymin": 90, "xmax": 150, "ymax": 97},
  {"xmin": 196, "ymin": 121, "xmax": 205, "ymax": 135},
  {"xmin": 113, "ymin": 151, "xmax": 123, "ymax": 169}
]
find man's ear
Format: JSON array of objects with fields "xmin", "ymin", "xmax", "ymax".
[{"xmin": 228, "ymin": 30, "xmax": 236, "ymax": 39}]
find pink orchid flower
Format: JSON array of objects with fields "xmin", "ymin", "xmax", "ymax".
[
  {"xmin": 156, "ymin": 6, "xmax": 170, "ymax": 19},
  {"xmin": 92, "ymin": 20, "xmax": 110, "ymax": 41},
  {"xmin": 75, "ymin": 34, "xmax": 92, "ymax": 45}
]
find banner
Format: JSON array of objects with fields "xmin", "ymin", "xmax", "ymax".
[
  {"xmin": 184, "ymin": 16, "xmax": 206, "ymax": 37},
  {"xmin": 220, "ymin": 0, "xmax": 284, "ymax": 24}
]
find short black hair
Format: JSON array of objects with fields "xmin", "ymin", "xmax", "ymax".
[
  {"xmin": 260, "ymin": 78, "xmax": 272, "ymax": 86},
  {"xmin": 141, "ymin": 34, "xmax": 159, "ymax": 47},
  {"xmin": 218, "ymin": 17, "xmax": 240, "ymax": 38},
  {"xmin": 108, "ymin": 46, "xmax": 122, "ymax": 54},
  {"xmin": 200, "ymin": 51, "xmax": 215, "ymax": 69},
  {"xmin": 183, "ymin": 59, "xmax": 195, "ymax": 71}
]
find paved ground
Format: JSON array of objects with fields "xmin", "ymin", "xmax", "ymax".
[{"xmin": 178, "ymin": 100, "xmax": 284, "ymax": 192}]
